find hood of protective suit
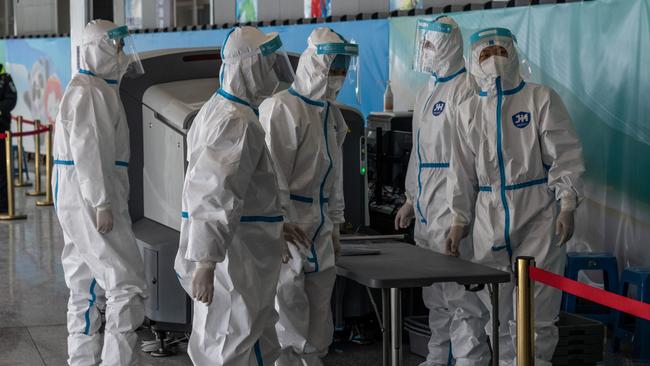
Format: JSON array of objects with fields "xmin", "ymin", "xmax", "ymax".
[
  {"xmin": 423, "ymin": 16, "xmax": 465, "ymax": 79},
  {"xmin": 291, "ymin": 27, "xmax": 350, "ymax": 101},
  {"xmin": 219, "ymin": 26, "xmax": 280, "ymax": 108},
  {"xmin": 469, "ymin": 27, "xmax": 523, "ymax": 93},
  {"xmin": 78, "ymin": 19, "xmax": 127, "ymax": 81}
]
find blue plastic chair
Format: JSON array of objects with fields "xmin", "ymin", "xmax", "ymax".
[
  {"xmin": 562, "ymin": 252, "xmax": 619, "ymax": 328},
  {"xmin": 612, "ymin": 266, "xmax": 650, "ymax": 360}
]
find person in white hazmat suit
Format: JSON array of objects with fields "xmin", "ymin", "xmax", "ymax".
[
  {"xmin": 393, "ymin": 16, "xmax": 490, "ymax": 366},
  {"xmin": 174, "ymin": 26, "xmax": 299, "ymax": 366},
  {"xmin": 53, "ymin": 19, "xmax": 147, "ymax": 366},
  {"xmin": 258, "ymin": 27, "xmax": 356, "ymax": 365},
  {"xmin": 446, "ymin": 27, "xmax": 585, "ymax": 366}
]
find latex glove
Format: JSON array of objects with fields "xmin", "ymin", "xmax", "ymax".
[
  {"xmin": 95, "ymin": 205, "xmax": 113, "ymax": 234},
  {"xmin": 555, "ymin": 210, "xmax": 575, "ymax": 247},
  {"xmin": 445, "ymin": 225, "xmax": 468, "ymax": 257},
  {"xmin": 282, "ymin": 223, "xmax": 311, "ymax": 263},
  {"xmin": 332, "ymin": 224, "xmax": 341, "ymax": 259},
  {"xmin": 192, "ymin": 262, "xmax": 215, "ymax": 305},
  {"xmin": 394, "ymin": 201, "xmax": 415, "ymax": 230}
]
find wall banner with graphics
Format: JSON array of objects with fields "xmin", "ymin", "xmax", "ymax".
[{"xmin": 389, "ymin": 0, "xmax": 650, "ymax": 271}]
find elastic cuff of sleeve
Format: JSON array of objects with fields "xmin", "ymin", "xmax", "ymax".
[
  {"xmin": 560, "ymin": 196, "xmax": 577, "ymax": 211},
  {"xmin": 329, "ymin": 213, "xmax": 345, "ymax": 224},
  {"xmin": 197, "ymin": 261, "xmax": 216, "ymax": 270},
  {"xmin": 96, "ymin": 203, "xmax": 111, "ymax": 211},
  {"xmin": 451, "ymin": 215, "xmax": 468, "ymax": 227}
]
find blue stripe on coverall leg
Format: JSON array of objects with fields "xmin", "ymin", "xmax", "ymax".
[
  {"xmin": 54, "ymin": 169, "xmax": 60, "ymax": 210},
  {"xmin": 415, "ymin": 129, "xmax": 427, "ymax": 224},
  {"xmin": 83, "ymin": 279, "xmax": 97, "ymax": 335},
  {"xmin": 254, "ymin": 340, "xmax": 264, "ymax": 366}
]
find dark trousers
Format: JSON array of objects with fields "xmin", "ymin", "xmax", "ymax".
[
  {"xmin": 0, "ymin": 133, "xmax": 7, "ymax": 212},
  {"xmin": 0, "ymin": 123, "xmax": 8, "ymax": 212}
]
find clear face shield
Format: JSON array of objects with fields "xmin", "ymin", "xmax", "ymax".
[
  {"xmin": 258, "ymin": 33, "xmax": 296, "ymax": 98},
  {"xmin": 412, "ymin": 19, "xmax": 454, "ymax": 75},
  {"xmin": 468, "ymin": 28, "xmax": 531, "ymax": 83},
  {"xmin": 107, "ymin": 25, "xmax": 145, "ymax": 77},
  {"xmin": 318, "ymin": 42, "xmax": 360, "ymax": 103}
]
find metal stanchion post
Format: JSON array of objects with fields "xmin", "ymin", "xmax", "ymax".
[
  {"xmin": 26, "ymin": 120, "xmax": 45, "ymax": 196},
  {"xmin": 516, "ymin": 257, "xmax": 535, "ymax": 366},
  {"xmin": 36, "ymin": 125, "xmax": 54, "ymax": 207},
  {"xmin": 0, "ymin": 131, "xmax": 27, "ymax": 220},
  {"xmin": 14, "ymin": 116, "xmax": 32, "ymax": 188}
]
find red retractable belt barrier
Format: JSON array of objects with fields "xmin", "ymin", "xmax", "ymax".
[
  {"xmin": 529, "ymin": 266, "xmax": 650, "ymax": 321},
  {"xmin": 0, "ymin": 126, "xmax": 49, "ymax": 139}
]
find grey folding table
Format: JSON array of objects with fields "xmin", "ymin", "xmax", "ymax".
[{"xmin": 336, "ymin": 242, "xmax": 511, "ymax": 366}]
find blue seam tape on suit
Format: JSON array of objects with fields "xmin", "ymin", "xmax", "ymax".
[
  {"xmin": 83, "ymin": 279, "xmax": 97, "ymax": 335},
  {"xmin": 239, "ymin": 216, "xmax": 283, "ymax": 223},
  {"xmin": 254, "ymin": 340, "xmax": 264, "ymax": 366},
  {"xmin": 290, "ymin": 194, "xmax": 313, "ymax": 203},
  {"xmin": 478, "ymin": 177, "xmax": 547, "ymax": 192},
  {"xmin": 495, "ymin": 76, "xmax": 513, "ymax": 259}
]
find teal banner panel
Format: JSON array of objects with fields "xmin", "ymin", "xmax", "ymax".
[{"xmin": 389, "ymin": 0, "xmax": 650, "ymax": 269}]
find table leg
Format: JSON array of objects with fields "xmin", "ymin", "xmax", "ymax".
[
  {"xmin": 382, "ymin": 288, "xmax": 391, "ymax": 366},
  {"xmin": 490, "ymin": 283, "xmax": 499, "ymax": 366},
  {"xmin": 390, "ymin": 288, "xmax": 402, "ymax": 366}
]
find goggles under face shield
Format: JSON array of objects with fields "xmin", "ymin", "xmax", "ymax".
[
  {"xmin": 412, "ymin": 18, "xmax": 454, "ymax": 74},
  {"xmin": 262, "ymin": 35, "xmax": 296, "ymax": 85},
  {"xmin": 468, "ymin": 27, "xmax": 531, "ymax": 81},
  {"xmin": 317, "ymin": 41, "xmax": 360, "ymax": 103},
  {"xmin": 107, "ymin": 25, "xmax": 144, "ymax": 77}
]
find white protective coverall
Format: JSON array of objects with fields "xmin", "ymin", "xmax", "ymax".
[
  {"xmin": 404, "ymin": 17, "xmax": 490, "ymax": 366},
  {"xmin": 258, "ymin": 27, "xmax": 352, "ymax": 366},
  {"xmin": 174, "ymin": 26, "xmax": 286, "ymax": 366},
  {"xmin": 448, "ymin": 27, "xmax": 585, "ymax": 366},
  {"xmin": 53, "ymin": 19, "xmax": 146, "ymax": 366}
]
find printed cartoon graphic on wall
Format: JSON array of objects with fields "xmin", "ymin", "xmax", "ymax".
[
  {"xmin": 3, "ymin": 37, "xmax": 70, "ymax": 140},
  {"xmin": 22, "ymin": 58, "xmax": 63, "ymax": 125}
]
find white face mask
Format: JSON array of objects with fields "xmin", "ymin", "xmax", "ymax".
[
  {"xmin": 480, "ymin": 55, "xmax": 509, "ymax": 78},
  {"xmin": 325, "ymin": 75, "xmax": 346, "ymax": 100}
]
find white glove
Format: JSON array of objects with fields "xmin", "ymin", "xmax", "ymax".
[
  {"xmin": 282, "ymin": 223, "xmax": 311, "ymax": 263},
  {"xmin": 192, "ymin": 262, "xmax": 215, "ymax": 305},
  {"xmin": 394, "ymin": 201, "xmax": 415, "ymax": 230},
  {"xmin": 95, "ymin": 205, "xmax": 113, "ymax": 234},
  {"xmin": 332, "ymin": 223, "xmax": 341, "ymax": 259},
  {"xmin": 445, "ymin": 225, "xmax": 468, "ymax": 257},
  {"xmin": 555, "ymin": 210, "xmax": 575, "ymax": 247}
]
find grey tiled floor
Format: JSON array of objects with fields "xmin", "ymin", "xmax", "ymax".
[{"xmin": 1, "ymin": 174, "xmax": 648, "ymax": 365}]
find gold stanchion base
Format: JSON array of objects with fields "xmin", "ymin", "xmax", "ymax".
[
  {"xmin": 14, "ymin": 181, "xmax": 33, "ymax": 188},
  {"xmin": 26, "ymin": 191, "xmax": 46, "ymax": 197},
  {"xmin": 0, "ymin": 214, "xmax": 28, "ymax": 220},
  {"xmin": 36, "ymin": 200, "xmax": 54, "ymax": 207}
]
